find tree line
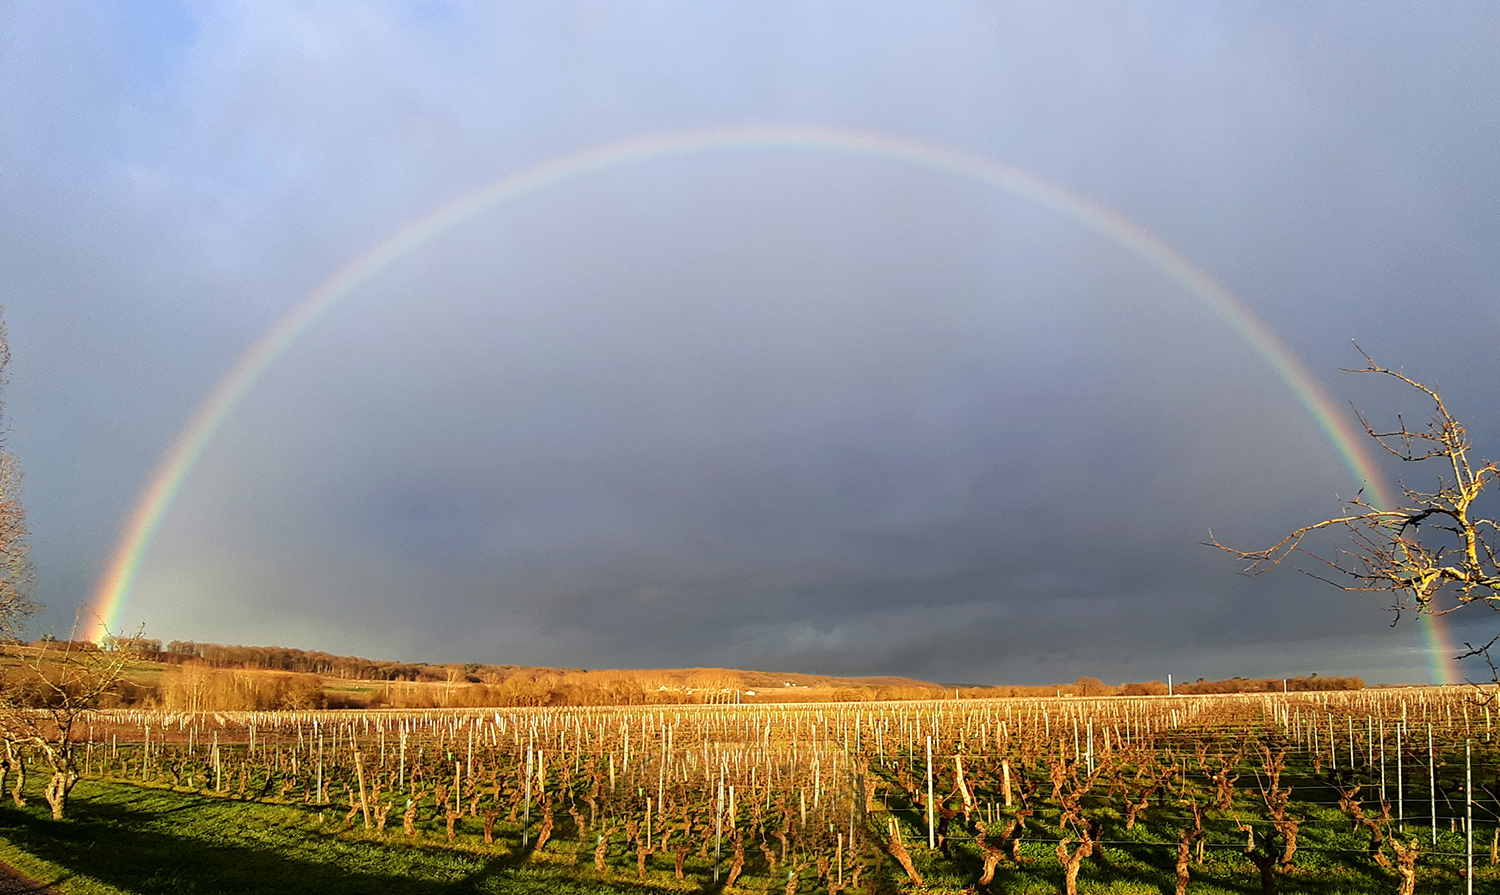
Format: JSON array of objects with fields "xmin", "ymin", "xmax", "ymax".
[{"xmin": 159, "ymin": 640, "xmax": 442, "ymax": 681}]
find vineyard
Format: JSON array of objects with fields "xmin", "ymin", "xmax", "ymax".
[{"xmin": 15, "ymin": 688, "xmax": 1500, "ymax": 893}]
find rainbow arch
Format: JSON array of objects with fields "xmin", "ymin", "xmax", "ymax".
[{"xmin": 84, "ymin": 124, "xmax": 1459, "ymax": 684}]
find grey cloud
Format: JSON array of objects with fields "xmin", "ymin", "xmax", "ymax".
[{"xmin": 4, "ymin": 3, "xmax": 1498, "ymax": 684}]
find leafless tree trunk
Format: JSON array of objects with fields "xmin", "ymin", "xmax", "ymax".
[
  {"xmin": 0, "ymin": 313, "xmax": 37, "ymax": 638},
  {"xmin": 532, "ymin": 795, "xmax": 554, "ymax": 853},
  {"xmin": 880, "ymin": 817, "xmax": 922, "ymax": 887},
  {"xmin": 404, "ymin": 791, "xmax": 423, "ymax": 837},
  {"xmin": 1056, "ymin": 835, "xmax": 1092, "ymax": 895},
  {"xmin": 726, "ymin": 830, "xmax": 745, "ymax": 887},
  {"xmin": 976, "ymin": 815, "xmax": 1031, "ymax": 888},
  {"xmin": 593, "ymin": 823, "xmax": 616, "ymax": 872},
  {"xmin": 1237, "ymin": 821, "xmax": 1279, "ymax": 895},
  {"xmin": 7, "ymin": 742, "xmax": 23, "ymax": 807},
  {"xmin": 1389, "ymin": 838, "xmax": 1420, "ymax": 895},
  {"xmin": 1175, "ymin": 800, "xmax": 1205, "ymax": 895}
]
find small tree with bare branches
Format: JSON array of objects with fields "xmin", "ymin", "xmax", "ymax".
[
  {"xmin": 0, "ymin": 310, "xmax": 36, "ymax": 636},
  {"xmin": 1213, "ymin": 347, "xmax": 1500, "ymax": 676},
  {"xmin": 0, "ymin": 632, "xmax": 135, "ymax": 818}
]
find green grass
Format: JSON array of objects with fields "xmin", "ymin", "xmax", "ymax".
[
  {"xmin": 0, "ymin": 780, "xmax": 699, "ymax": 895},
  {"xmin": 0, "ymin": 777, "xmax": 1492, "ymax": 894}
]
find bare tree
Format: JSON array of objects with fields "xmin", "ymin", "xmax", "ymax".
[
  {"xmin": 1212, "ymin": 347, "xmax": 1499, "ymax": 674},
  {"xmin": 0, "ymin": 633, "xmax": 135, "ymax": 818},
  {"xmin": 0, "ymin": 310, "xmax": 37, "ymax": 636},
  {"xmin": 0, "ymin": 310, "xmax": 130, "ymax": 819}
]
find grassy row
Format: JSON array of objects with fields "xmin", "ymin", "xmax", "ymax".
[
  {"xmin": 0, "ymin": 780, "xmax": 668, "ymax": 895},
  {"xmin": 0, "ymin": 775, "xmax": 1492, "ymax": 894}
]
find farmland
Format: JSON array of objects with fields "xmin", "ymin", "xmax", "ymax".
[{"xmin": 0, "ymin": 687, "xmax": 1495, "ymax": 893}]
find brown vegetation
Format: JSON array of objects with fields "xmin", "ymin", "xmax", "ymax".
[
  {"xmin": 159, "ymin": 664, "xmax": 325, "ymax": 712},
  {"xmin": 11, "ymin": 636, "xmax": 1370, "ymax": 714}
]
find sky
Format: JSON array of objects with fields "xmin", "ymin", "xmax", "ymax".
[{"xmin": 3, "ymin": 2, "xmax": 1499, "ymax": 686}]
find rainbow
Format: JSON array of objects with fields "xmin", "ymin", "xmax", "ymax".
[{"xmin": 85, "ymin": 124, "xmax": 1458, "ymax": 684}]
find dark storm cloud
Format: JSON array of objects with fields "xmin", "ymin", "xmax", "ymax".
[
  {"xmin": 4, "ymin": 3, "xmax": 1498, "ymax": 684},
  {"xmin": 128, "ymin": 155, "xmax": 1369, "ymax": 681}
]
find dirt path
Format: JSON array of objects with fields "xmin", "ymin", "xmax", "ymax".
[{"xmin": 0, "ymin": 863, "xmax": 60, "ymax": 894}]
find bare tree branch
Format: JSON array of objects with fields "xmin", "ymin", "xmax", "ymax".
[
  {"xmin": 0, "ymin": 311, "xmax": 37, "ymax": 638},
  {"xmin": 1213, "ymin": 346, "xmax": 1500, "ymax": 679}
]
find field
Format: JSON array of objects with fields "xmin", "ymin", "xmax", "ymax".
[{"xmin": 0, "ymin": 688, "xmax": 1495, "ymax": 894}]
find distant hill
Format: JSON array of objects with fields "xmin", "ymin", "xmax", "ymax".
[
  {"xmin": 18, "ymin": 638, "xmax": 1366, "ymax": 711},
  {"xmin": 21, "ymin": 638, "xmax": 954, "ymax": 710}
]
